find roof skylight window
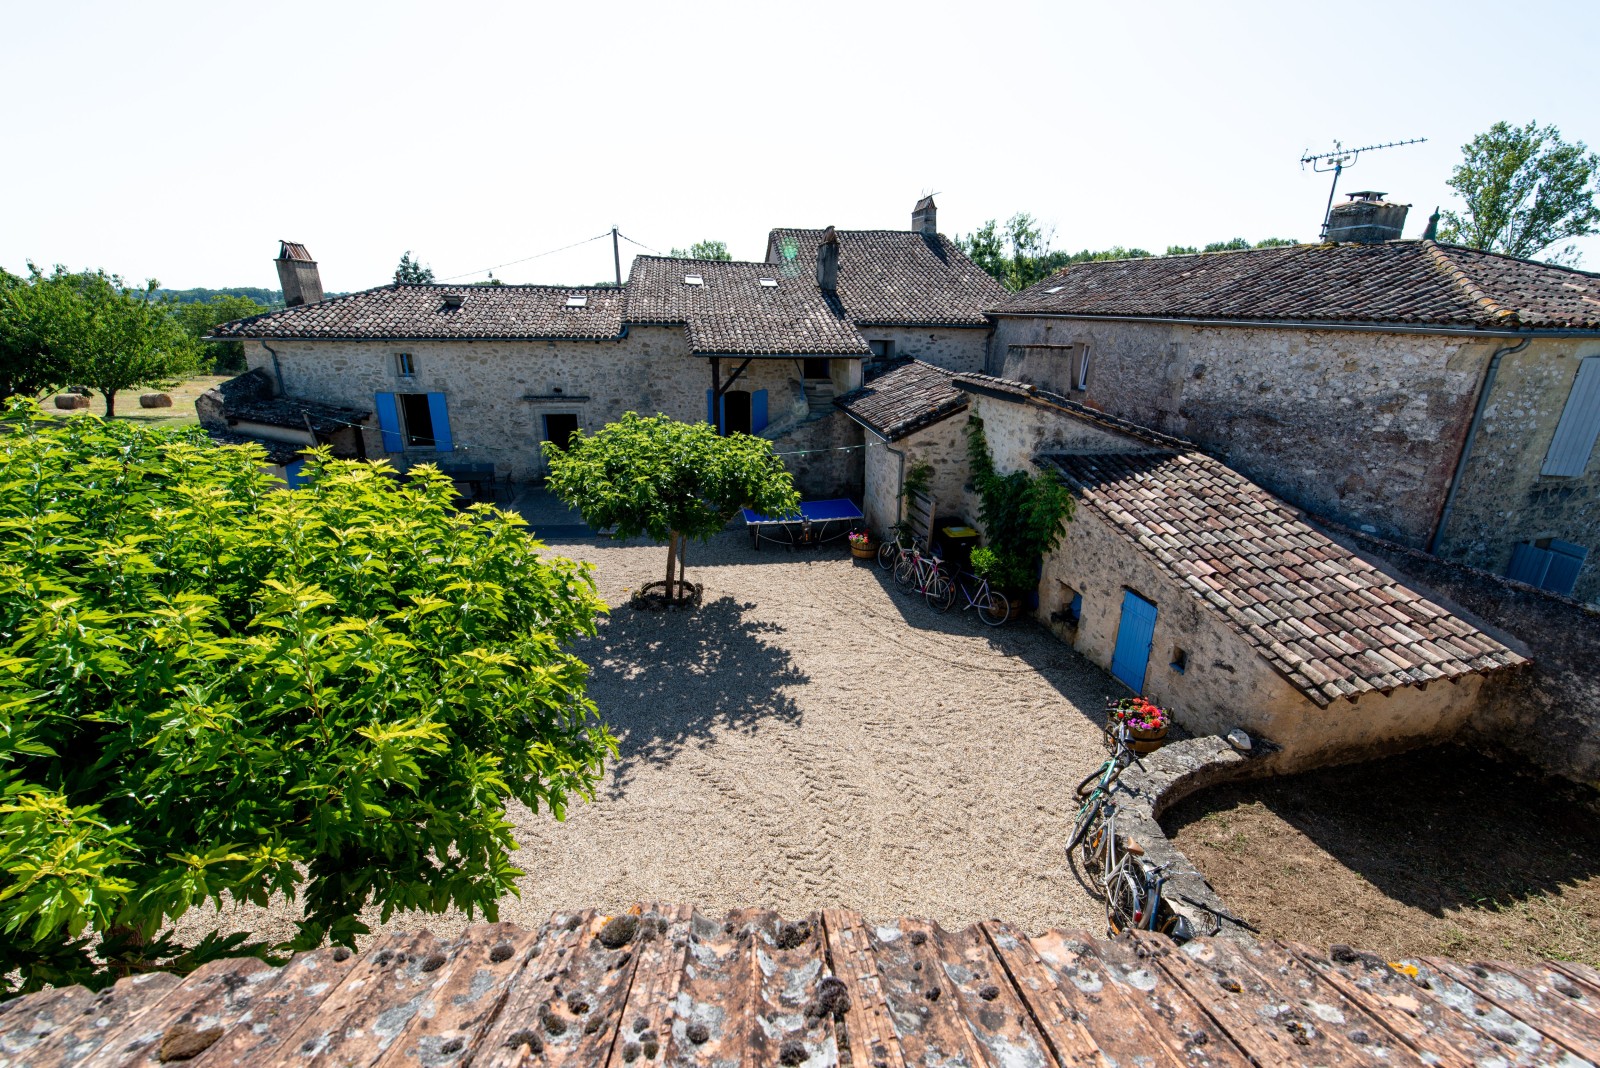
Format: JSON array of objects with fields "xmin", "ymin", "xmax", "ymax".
[
  {"xmin": 758, "ymin": 277, "xmax": 778, "ymax": 287},
  {"xmin": 566, "ymin": 295, "xmax": 588, "ymax": 307},
  {"xmin": 1046, "ymin": 285, "xmax": 1064, "ymax": 293},
  {"xmin": 684, "ymin": 274, "xmax": 704, "ymax": 286}
]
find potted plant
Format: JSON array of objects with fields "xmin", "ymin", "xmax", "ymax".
[
  {"xmin": 848, "ymin": 528, "xmax": 877, "ymax": 559},
  {"xmin": 1107, "ymin": 696, "xmax": 1171, "ymax": 752}
]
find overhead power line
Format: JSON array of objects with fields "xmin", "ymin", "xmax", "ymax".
[
  {"xmin": 615, "ymin": 231, "xmax": 664, "ymax": 256},
  {"xmin": 437, "ymin": 231, "xmax": 614, "ymax": 282}
]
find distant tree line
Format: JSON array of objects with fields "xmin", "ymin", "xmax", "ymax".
[{"xmin": 956, "ymin": 214, "xmax": 1299, "ymax": 291}]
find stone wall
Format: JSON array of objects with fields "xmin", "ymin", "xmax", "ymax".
[
  {"xmin": 858, "ymin": 412, "xmax": 970, "ymax": 539},
  {"xmin": 859, "ymin": 327, "xmax": 990, "ymax": 375},
  {"xmin": 243, "ymin": 333, "xmax": 839, "ymax": 482},
  {"xmin": 989, "ymin": 316, "xmax": 1493, "ymax": 546},
  {"xmin": 765, "ymin": 409, "xmax": 865, "ymax": 500},
  {"xmin": 1436, "ymin": 337, "xmax": 1600, "ymax": 603},
  {"xmin": 1322, "ymin": 521, "xmax": 1600, "ymax": 786}
]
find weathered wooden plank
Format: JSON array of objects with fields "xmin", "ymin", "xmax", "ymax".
[
  {"xmin": 186, "ymin": 945, "xmax": 362, "ymax": 1067},
  {"xmin": 475, "ymin": 912, "xmax": 597, "ymax": 1068},
  {"xmin": 1493, "ymin": 961, "xmax": 1600, "ymax": 1022},
  {"xmin": 1051, "ymin": 928, "xmax": 1252, "ymax": 1067},
  {"xmin": 655, "ymin": 908, "xmax": 839, "ymax": 1067},
  {"xmin": 978, "ymin": 924, "xmax": 1123, "ymax": 1068},
  {"xmin": 600, "ymin": 903, "xmax": 696, "ymax": 1067},
  {"xmin": 1289, "ymin": 943, "xmax": 1504, "ymax": 1068},
  {"xmin": 1423, "ymin": 956, "xmax": 1600, "ymax": 1064},
  {"xmin": 369, "ymin": 921, "xmax": 542, "ymax": 1067},
  {"xmin": 16, "ymin": 970, "xmax": 183, "ymax": 1067},
  {"xmin": 258, "ymin": 930, "xmax": 443, "ymax": 1067},
  {"xmin": 1139, "ymin": 934, "xmax": 1394, "ymax": 1066},
  {"xmin": 74, "ymin": 957, "xmax": 275, "ymax": 1067},
  {"xmin": 820, "ymin": 908, "xmax": 908, "ymax": 1068},
  {"xmin": 1398, "ymin": 958, "xmax": 1577, "ymax": 1066},
  {"xmin": 0, "ymin": 984, "xmax": 97, "ymax": 1068},
  {"xmin": 1557, "ymin": 960, "xmax": 1600, "ymax": 996},
  {"xmin": 915, "ymin": 917, "xmax": 1060, "ymax": 1068}
]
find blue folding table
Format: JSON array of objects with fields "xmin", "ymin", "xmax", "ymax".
[{"xmin": 741, "ymin": 498, "xmax": 864, "ymax": 550}]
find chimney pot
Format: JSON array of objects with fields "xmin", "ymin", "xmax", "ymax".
[
  {"xmin": 816, "ymin": 226, "xmax": 840, "ymax": 292},
  {"xmin": 1325, "ymin": 192, "xmax": 1410, "ymax": 245},
  {"xmin": 912, "ymin": 195, "xmax": 937, "ymax": 236},
  {"xmin": 275, "ymin": 241, "xmax": 324, "ymax": 307}
]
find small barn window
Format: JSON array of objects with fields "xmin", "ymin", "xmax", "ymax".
[
  {"xmin": 1541, "ymin": 357, "xmax": 1600, "ymax": 477},
  {"xmin": 868, "ymin": 339, "xmax": 893, "ymax": 360},
  {"xmin": 1075, "ymin": 345, "xmax": 1090, "ymax": 391},
  {"xmin": 1051, "ymin": 582, "xmax": 1083, "ymax": 627},
  {"xmin": 1170, "ymin": 647, "xmax": 1189, "ymax": 674},
  {"xmin": 395, "ymin": 352, "xmax": 415, "ymax": 377}
]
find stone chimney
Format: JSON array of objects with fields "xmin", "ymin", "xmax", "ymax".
[
  {"xmin": 912, "ymin": 195, "xmax": 937, "ymax": 236},
  {"xmin": 1325, "ymin": 192, "xmax": 1410, "ymax": 245},
  {"xmin": 816, "ymin": 226, "xmax": 840, "ymax": 292},
  {"xmin": 275, "ymin": 241, "xmax": 324, "ymax": 307}
]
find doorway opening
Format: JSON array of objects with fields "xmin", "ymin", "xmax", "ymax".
[
  {"xmin": 543, "ymin": 412, "xmax": 580, "ymax": 452},
  {"xmin": 722, "ymin": 390, "xmax": 753, "ymax": 435},
  {"xmin": 399, "ymin": 393, "xmax": 436, "ymax": 447},
  {"xmin": 803, "ymin": 358, "xmax": 831, "ymax": 380}
]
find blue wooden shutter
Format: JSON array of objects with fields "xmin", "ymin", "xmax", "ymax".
[
  {"xmin": 1542, "ymin": 357, "xmax": 1600, "ymax": 476},
  {"xmin": 1110, "ymin": 590, "xmax": 1159, "ymax": 692},
  {"xmin": 1544, "ymin": 539, "xmax": 1588, "ymax": 597},
  {"xmin": 427, "ymin": 393, "xmax": 453, "ymax": 452},
  {"xmin": 706, "ymin": 390, "xmax": 723, "ymax": 431},
  {"xmin": 752, "ymin": 389, "xmax": 768, "ymax": 433},
  {"xmin": 1507, "ymin": 542, "xmax": 1549, "ymax": 586},
  {"xmin": 283, "ymin": 458, "xmax": 306, "ymax": 488},
  {"xmin": 374, "ymin": 392, "xmax": 402, "ymax": 452}
]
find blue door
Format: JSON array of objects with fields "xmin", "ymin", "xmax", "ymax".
[{"xmin": 1111, "ymin": 590, "xmax": 1158, "ymax": 692}]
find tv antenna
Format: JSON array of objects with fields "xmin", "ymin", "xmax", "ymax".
[{"xmin": 1301, "ymin": 137, "xmax": 1426, "ymax": 238}]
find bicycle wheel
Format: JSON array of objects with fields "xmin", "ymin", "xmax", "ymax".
[
  {"xmin": 877, "ymin": 540, "xmax": 898, "ymax": 571},
  {"xmin": 1075, "ymin": 761, "xmax": 1118, "ymax": 799},
  {"xmin": 893, "ymin": 555, "xmax": 916, "ymax": 587},
  {"xmin": 926, "ymin": 570, "xmax": 956, "ymax": 612},
  {"xmin": 977, "ymin": 588, "xmax": 1010, "ymax": 626},
  {"xmin": 1105, "ymin": 860, "xmax": 1147, "ymax": 935},
  {"xmin": 1066, "ymin": 793, "xmax": 1104, "ymax": 853}
]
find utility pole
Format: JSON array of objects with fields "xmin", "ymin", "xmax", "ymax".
[
  {"xmin": 1301, "ymin": 137, "xmax": 1427, "ymax": 239},
  {"xmin": 612, "ymin": 226, "xmax": 622, "ymax": 287}
]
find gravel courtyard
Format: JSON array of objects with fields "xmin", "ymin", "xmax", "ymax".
[{"xmin": 178, "ymin": 506, "xmax": 1116, "ymax": 946}]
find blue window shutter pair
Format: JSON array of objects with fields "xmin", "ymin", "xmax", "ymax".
[
  {"xmin": 375, "ymin": 393, "xmax": 403, "ymax": 452},
  {"xmin": 427, "ymin": 393, "xmax": 453, "ymax": 453},
  {"xmin": 1507, "ymin": 539, "xmax": 1589, "ymax": 597},
  {"xmin": 1542, "ymin": 357, "xmax": 1600, "ymax": 477},
  {"xmin": 1111, "ymin": 590, "xmax": 1159, "ymax": 692},
  {"xmin": 752, "ymin": 389, "xmax": 768, "ymax": 433},
  {"xmin": 374, "ymin": 392, "xmax": 452, "ymax": 453}
]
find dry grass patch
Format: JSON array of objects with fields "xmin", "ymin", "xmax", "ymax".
[
  {"xmin": 1162, "ymin": 745, "xmax": 1600, "ymax": 966},
  {"xmin": 45, "ymin": 374, "xmax": 232, "ymax": 426}
]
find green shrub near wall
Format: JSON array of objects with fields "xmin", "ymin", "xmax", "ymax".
[{"xmin": 0, "ymin": 401, "xmax": 612, "ymax": 993}]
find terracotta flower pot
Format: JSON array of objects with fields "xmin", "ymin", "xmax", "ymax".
[
  {"xmin": 1129, "ymin": 724, "xmax": 1169, "ymax": 753},
  {"xmin": 850, "ymin": 542, "xmax": 877, "ymax": 559}
]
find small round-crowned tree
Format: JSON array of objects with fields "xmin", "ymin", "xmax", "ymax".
[
  {"xmin": 0, "ymin": 401, "xmax": 612, "ymax": 994},
  {"xmin": 543, "ymin": 413, "xmax": 800, "ymax": 604}
]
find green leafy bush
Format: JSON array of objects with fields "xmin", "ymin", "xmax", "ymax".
[
  {"xmin": 0, "ymin": 402, "xmax": 612, "ymax": 993},
  {"xmin": 965, "ymin": 415, "xmax": 1074, "ymax": 590},
  {"xmin": 544, "ymin": 412, "xmax": 799, "ymax": 602}
]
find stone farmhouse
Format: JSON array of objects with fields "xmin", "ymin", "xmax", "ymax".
[
  {"xmin": 988, "ymin": 194, "xmax": 1600, "ymax": 602},
  {"xmin": 203, "ymin": 201, "xmax": 1003, "ymax": 491},
  {"xmin": 836, "ymin": 360, "xmax": 1526, "ymax": 769}
]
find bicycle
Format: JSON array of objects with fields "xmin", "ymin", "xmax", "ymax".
[
  {"xmin": 893, "ymin": 543, "xmax": 944, "ymax": 597},
  {"xmin": 1106, "ymin": 858, "xmax": 1196, "ymax": 940},
  {"xmin": 876, "ymin": 524, "xmax": 915, "ymax": 571},
  {"xmin": 926, "ymin": 568, "xmax": 1010, "ymax": 626}
]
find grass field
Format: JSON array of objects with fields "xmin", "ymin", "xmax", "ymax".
[{"xmin": 44, "ymin": 374, "xmax": 234, "ymax": 427}]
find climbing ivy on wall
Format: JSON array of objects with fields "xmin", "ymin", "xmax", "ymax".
[{"xmin": 965, "ymin": 415, "xmax": 1075, "ymax": 589}]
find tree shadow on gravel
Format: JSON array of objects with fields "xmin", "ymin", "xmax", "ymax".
[
  {"xmin": 578, "ymin": 594, "xmax": 809, "ymax": 799},
  {"xmin": 1161, "ymin": 744, "xmax": 1600, "ymax": 916}
]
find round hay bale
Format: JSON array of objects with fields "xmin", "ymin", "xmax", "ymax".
[
  {"xmin": 139, "ymin": 392, "xmax": 173, "ymax": 408},
  {"xmin": 54, "ymin": 394, "xmax": 90, "ymax": 410}
]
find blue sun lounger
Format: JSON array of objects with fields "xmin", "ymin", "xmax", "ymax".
[{"xmin": 741, "ymin": 498, "xmax": 864, "ymax": 550}]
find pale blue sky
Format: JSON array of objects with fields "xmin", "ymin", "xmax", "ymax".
[{"xmin": 4, "ymin": 0, "xmax": 1599, "ymax": 292}]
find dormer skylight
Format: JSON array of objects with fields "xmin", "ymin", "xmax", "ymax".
[
  {"xmin": 684, "ymin": 274, "xmax": 704, "ymax": 286},
  {"xmin": 1045, "ymin": 285, "xmax": 1064, "ymax": 294},
  {"xmin": 441, "ymin": 293, "xmax": 464, "ymax": 309},
  {"xmin": 566, "ymin": 295, "xmax": 588, "ymax": 307},
  {"xmin": 758, "ymin": 277, "xmax": 778, "ymax": 287}
]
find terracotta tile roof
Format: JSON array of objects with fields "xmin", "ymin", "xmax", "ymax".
[
  {"xmin": 953, "ymin": 371, "xmax": 1192, "ymax": 450},
  {"xmin": 201, "ymin": 427, "xmax": 306, "ymax": 467},
  {"xmin": 834, "ymin": 359, "xmax": 968, "ymax": 440},
  {"xmin": 994, "ymin": 240, "xmax": 1600, "ymax": 331},
  {"xmin": 209, "ymin": 284, "xmax": 627, "ymax": 341},
  {"xmin": 1040, "ymin": 450, "xmax": 1527, "ymax": 705},
  {"xmin": 624, "ymin": 256, "xmax": 870, "ymax": 355},
  {"xmin": 766, "ymin": 228, "xmax": 1008, "ymax": 327},
  {"xmin": 9, "ymin": 907, "xmax": 1596, "ymax": 1066},
  {"xmin": 208, "ymin": 368, "xmax": 369, "ymax": 436}
]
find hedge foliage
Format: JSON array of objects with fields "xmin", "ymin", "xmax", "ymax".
[{"xmin": 0, "ymin": 402, "xmax": 612, "ymax": 993}]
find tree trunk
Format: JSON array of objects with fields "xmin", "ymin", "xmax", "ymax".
[
  {"xmin": 103, "ymin": 389, "xmax": 116, "ymax": 418},
  {"xmin": 664, "ymin": 531, "xmax": 680, "ymax": 600}
]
